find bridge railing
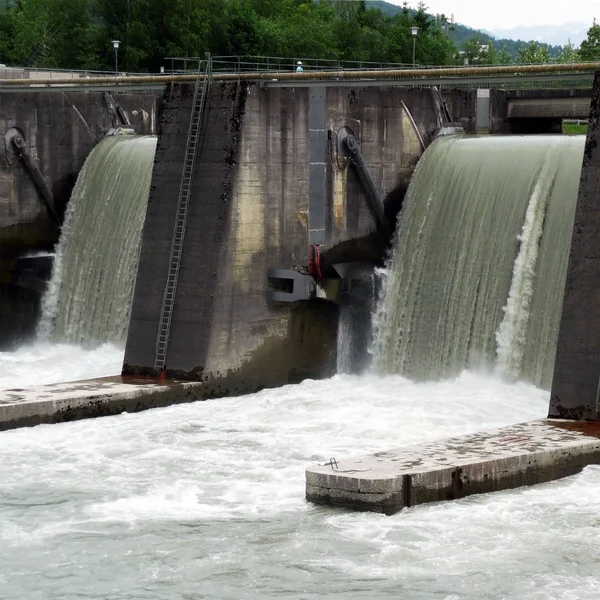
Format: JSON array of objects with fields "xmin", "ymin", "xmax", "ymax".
[
  {"xmin": 164, "ymin": 55, "xmax": 419, "ymax": 74},
  {"xmin": 2, "ymin": 56, "xmax": 599, "ymax": 81},
  {"xmin": 163, "ymin": 55, "xmax": 600, "ymax": 77}
]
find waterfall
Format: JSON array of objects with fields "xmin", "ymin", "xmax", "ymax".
[
  {"xmin": 372, "ymin": 134, "xmax": 584, "ymax": 389},
  {"xmin": 38, "ymin": 135, "xmax": 157, "ymax": 346}
]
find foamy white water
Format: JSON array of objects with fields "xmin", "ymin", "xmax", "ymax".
[
  {"xmin": 495, "ymin": 144, "xmax": 558, "ymax": 379},
  {"xmin": 0, "ymin": 343, "xmax": 123, "ymax": 388},
  {"xmin": 2, "ymin": 351, "xmax": 600, "ymax": 599}
]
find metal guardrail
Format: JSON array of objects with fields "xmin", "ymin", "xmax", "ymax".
[
  {"xmin": 164, "ymin": 55, "xmax": 416, "ymax": 74},
  {"xmin": 164, "ymin": 55, "xmax": 600, "ymax": 76}
]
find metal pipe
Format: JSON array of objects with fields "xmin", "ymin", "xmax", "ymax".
[
  {"xmin": 11, "ymin": 134, "xmax": 59, "ymax": 225},
  {"xmin": 0, "ymin": 62, "xmax": 598, "ymax": 87},
  {"xmin": 343, "ymin": 134, "xmax": 388, "ymax": 236}
]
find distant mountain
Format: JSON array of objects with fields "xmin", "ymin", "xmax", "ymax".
[{"xmin": 490, "ymin": 23, "xmax": 590, "ymax": 47}]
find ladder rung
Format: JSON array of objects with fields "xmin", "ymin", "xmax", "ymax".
[{"xmin": 155, "ymin": 65, "xmax": 209, "ymax": 368}]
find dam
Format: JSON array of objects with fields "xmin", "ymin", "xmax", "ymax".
[
  {"xmin": 2, "ymin": 61, "xmax": 600, "ymax": 597},
  {"xmin": 0, "ymin": 68, "xmax": 597, "ymax": 459},
  {"xmin": 0, "ymin": 63, "xmax": 598, "ymax": 419}
]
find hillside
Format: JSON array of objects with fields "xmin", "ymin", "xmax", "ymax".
[{"xmin": 366, "ymin": 0, "xmax": 565, "ymax": 59}]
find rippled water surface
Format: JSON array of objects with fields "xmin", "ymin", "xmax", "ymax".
[{"xmin": 2, "ymin": 346, "xmax": 600, "ymax": 599}]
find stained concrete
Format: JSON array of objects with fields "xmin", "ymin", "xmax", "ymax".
[
  {"xmin": 0, "ymin": 377, "xmax": 204, "ymax": 431},
  {"xmin": 306, "ymin": 419, "xmax": 600, "ymax": 515},
  {"xmin": 124, "ymin": 82, "xmax": 340, "ymax": 394},
  {"xmin": 549, "ymin": 71, "xmax": 600, "ymax": 420},
  {"xmin": 124, "ymin": 82, "xmax": 475, "ymax": 397}
]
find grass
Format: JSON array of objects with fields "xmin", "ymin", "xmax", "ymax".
[{"xmin": 563, "ymin": 123, "xmax": 587, "ymax": 135}]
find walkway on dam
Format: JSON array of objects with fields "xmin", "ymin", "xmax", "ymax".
[{"xmin": 0, "ymin": 61, "xmax": 597, "ymax": 93}]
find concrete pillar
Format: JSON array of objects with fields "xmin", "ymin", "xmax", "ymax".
[
  {"xmin": 549, "ymin": 71, "xmax": 600, "ymax": 420},
  {"xmin": 476, "ymin": 89, "xmax": 490, "ymax": 132}
]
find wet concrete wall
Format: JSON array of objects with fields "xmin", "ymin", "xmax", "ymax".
[
  {"xmin": 0, "ymin": 91, "xmax": 158, "ymax": 348},
  {"xmin": 124, "ymin": 82, "xmax": 475, "ymax": 395},
  {"xmin": 549, "ymin": 72, "xmax": 600, "ymax": 420}
]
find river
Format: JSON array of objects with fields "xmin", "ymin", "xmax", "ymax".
[{"xmin": 2, "ymin": 344, "xmax": 599, "ymax": 599}]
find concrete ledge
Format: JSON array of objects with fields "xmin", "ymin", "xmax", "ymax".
[
  {"xmin": 0, "ymin": 377, "xmax": 205, "ymax": 431},
  {"xmin": 305, "ymin": 420, "xmax": 600, "ymax": 515}
]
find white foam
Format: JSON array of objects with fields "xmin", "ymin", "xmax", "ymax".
[
  {"xmin": 495, "ymin": 145, "xmax": 558, "ymax": 378},
  {"xmin": 0, "ymin": 342, "xmax": 123, "ymax": 388}
]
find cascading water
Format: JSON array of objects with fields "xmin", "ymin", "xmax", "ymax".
[
  {"xmin": 38, "ymin": 135, "xmax": 157, "ymax": 346},
  {"xmin": 372, "ymin": 134, "xmax": 584, "ymax": 389}
]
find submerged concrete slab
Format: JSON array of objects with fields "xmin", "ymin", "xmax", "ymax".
[
  {"xmin": 0, "ymin": 377, "xmax": 203, "ymax": 431},
  {"xmin": 306, "ymin": 419, "xmax": 600, "ymax": 515}
]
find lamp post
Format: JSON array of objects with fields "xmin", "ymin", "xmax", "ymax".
[
  {"xmin": 410, "ymin": 27, "xmax": 419, "ymax": 68},
  {"xmin": 112, "ymin": 40, "xmax": 121, "ymax": 75}
]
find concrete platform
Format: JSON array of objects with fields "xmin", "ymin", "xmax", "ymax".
[
  {"xmin": 0, "ymin": 377, "xmax": 203, "ymax": 431},
  {"xmin": 306, "ymin": 419, "xmax": 600, "ymax": 515}
]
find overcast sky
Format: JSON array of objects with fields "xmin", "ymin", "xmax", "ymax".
[{"xmin": 386, "ymin": 0, "xmax": 598, "ymax": 30}]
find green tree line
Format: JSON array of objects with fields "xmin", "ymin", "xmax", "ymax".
[
  {"xmin": 0, "ymin": 0, "xmax": 598, "ymax": 72},
  {"xmin": 460, "ymin": 21, "xmax": 600, "ymax": 66}
]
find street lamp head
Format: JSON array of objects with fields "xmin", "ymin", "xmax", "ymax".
[
  {"xmin": 410, "ymin": 26, "xmax": 419, "ymax": 37},
  {"xmin": 112, "ymin": 40, "xmax": 121, "ymax": 50}
]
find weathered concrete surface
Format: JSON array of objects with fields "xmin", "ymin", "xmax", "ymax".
[
  {"xmin": 549, "ymin": 71, "xmax": 600, "ymax": 420},
  {"xmin": 0, "ymin": 377, "xmax": 205, "ymax": 431},
  {"xmin": 490, "ymin": 89, "xmax": 591, "ymax": 133},
  {"xmin": 124, "ymin": 82, "xmax": 475, "ymax": 395},
  {"xmin": 507, "ymin": 96, "xmax": 591, "ymax": 120},
  {"xmin": 125, "ymin": 82, "xmax": 340, "ymax": 392},
  {"xmin": 306, "ymin": 419, "xmax": 600, "ymax": 515},
  {"xmin": 0, "ymin": 91, "xmax": 159, "ymax": 348},
  {"xmin": 0, "ymin": 91, "xmax": 158, "ymax": 254}
]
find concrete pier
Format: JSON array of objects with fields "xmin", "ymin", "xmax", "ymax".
[
  {"xmin": 0, "ymin": 377, "xmax": 204, "ymax": 431},
  {"xmin": 550, "ymin": 71, "xmax": 600, "ymax": 419},
  {"xmin": 306, "ymin": 420, "xmax": 600, "ymax": 515}
]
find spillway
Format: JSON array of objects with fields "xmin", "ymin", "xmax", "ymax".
[
  {"xmin": 372, "ymin": 134, "xmax": 585, "ymax": 388},
  {"xmin": 38, "ymin": 135, "xmax": 157, "ymax": 346}
]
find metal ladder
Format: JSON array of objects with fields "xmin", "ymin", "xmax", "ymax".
[{"xmin": 154, "ymin": 58, "xmax": 211, "ymax": 373}]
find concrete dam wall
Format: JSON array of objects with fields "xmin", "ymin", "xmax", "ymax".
[
  {"xmin": 0, "ymin": 91, "xmax": 159, "ymax": 348},
  {"xmin": 124, "ymin": 81, "xmax": 475, "ymax": 395}
]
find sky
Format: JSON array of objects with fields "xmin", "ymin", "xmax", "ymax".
[{"xmin": 387, "ymin": 0, "xmax": 598, "ymax": 30}]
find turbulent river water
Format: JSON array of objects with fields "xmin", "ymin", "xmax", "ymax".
[
  {"xmin": 2, "ymin": 130, "xmax": 597, "ymax": 598},
  {"xmin": 2, "ymin": 345, "xmax": 600, "ymax": 600}
]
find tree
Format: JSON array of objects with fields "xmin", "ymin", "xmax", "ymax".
[
  {"xmin": 516, "ymin": 41, "xmax": 550, "ymax": 64},
  {"xmin": 7, "ymin": 0, "xmax": 99, "ymax": 69},
  {"xmin": 555, "ymin": 40, "xmax": 580, "ymax": 63},
  {"xmin": 496, "ymin": 45, "xmax": 512, "ymax": 65},
  {"xmin": 0, "ymin": 0, "xmax": 465, "ymax": 72},
  {"xmin": 579, "ymin": 19, "xmax": 600, "ymax": 61},
  {"xmin": 461, "ymin": 36, "xmax": 493, "ymax": 64}
]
